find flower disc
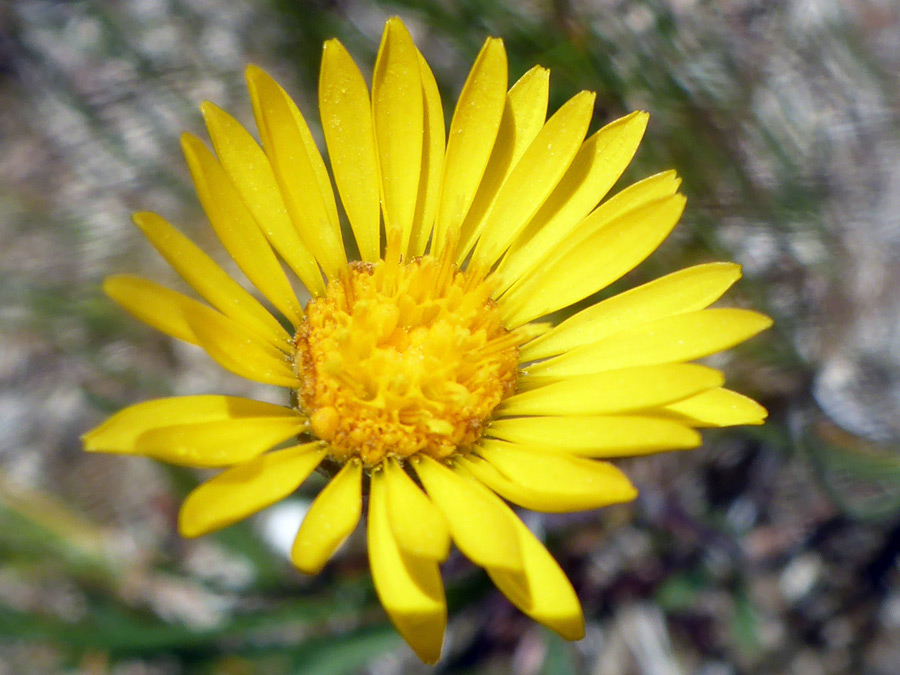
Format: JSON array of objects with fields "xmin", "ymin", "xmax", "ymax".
[{"xmin": 295, "ymin": 253, "xmax": 520, "ymax": 465}]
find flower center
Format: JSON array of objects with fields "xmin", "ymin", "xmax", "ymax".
[{"xmin": 294, "ymin": 253, "xmax": 520, "ymax": 467}]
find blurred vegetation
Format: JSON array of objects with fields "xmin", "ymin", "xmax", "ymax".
[{"xmin": 2, "ymin": 0, "xmax": 900, "ymax": 672}]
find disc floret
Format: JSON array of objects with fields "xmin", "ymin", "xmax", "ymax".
[{"xmin": 295, "ymin": 253, "xmax": 522, "ymax": 466}]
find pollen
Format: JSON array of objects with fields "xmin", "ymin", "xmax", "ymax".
[{"xmin": 294, "ymin": 252, "xmax": 522, "ymax": 467}]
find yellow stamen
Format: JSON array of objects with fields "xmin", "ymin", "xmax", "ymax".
[{"xmin": 295, "ymin": 251, "xmax": 521, "ymax": 467}]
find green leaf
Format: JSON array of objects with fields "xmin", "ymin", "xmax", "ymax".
[
  {"xmin": 539, "ymin": 628, "xmax": 579, "ymax": 675},
  {"xmin": 291, "ymin": 625, "xmax": 402, "ymax": 675}
]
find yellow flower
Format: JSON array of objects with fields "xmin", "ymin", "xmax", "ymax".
[{"xmin": 83, "ymin": 18, "xmax": 771, "ymax": 662}]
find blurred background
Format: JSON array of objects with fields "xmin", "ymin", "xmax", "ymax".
[{"xmin": 2, "ymin": 0, "xmax": 900, "ymax": 672}]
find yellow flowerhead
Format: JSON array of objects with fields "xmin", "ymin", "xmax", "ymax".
[{"xmin": 83, "ymin": 17, "xmax": 771, "ymax": 663}]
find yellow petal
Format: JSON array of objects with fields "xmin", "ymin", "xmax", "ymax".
[
  {"xmin": 454, "ymin": 65, "xmax": 550, "ymax": 262},
  {"xmin": 178, "ymin": 443, "xmax": 326, "ymax": 538},
  {"xmin": 523, "ymin": 262, "xmax": 742, "ymax": 360},
  {"xmin": 181, "ymin": 133, "xmax": 304, "ymax": 327},
  {"xmin": 372, "ymin": 18, "xmax": 423, "ymax": 254},
  {"xmin": 105, "ymin": 274, "xmax": 296, "ymax": 385},
  {"xmin": 432, "ymin": 37, "xmax": 507, "ymax": 256},
  {"xmin": 469, "ymin": 90, "xmax": 596, "ymax": 272},
  {"xmin": 460, "ymin": 459, "xmax": 586, "ymax": 517},
  {"xmin": 497, "ymin": 111, "xmax": 650, "ymax": 291},
  {"xmin": 249, "ymin": 69, "xmax": 342, "ymax": 242},
  {"xmin": 504, "ymin": 66, "xmax": 552, "ymax": 166},
  {"xmin": 499, "ymin": 364, "xmax": 724, "ymax": 416},
  {"xmin": 200, "ymin": 102, "xmax": 325, "ymax": 296},
  {"xmin": 319, "ymin": 40, "xmax": 380, "ymax": 262},
  {"xmin": 485, "ymin": 510, "xmax": 584, "ymax": 640},
  {"xmin": 246, "ymin": 65, "xmax": 347, "ymax": 276},
  {"xmin": 185, "ymin": 307, "xmax": 301, "ymax": 387},
  {"xmin": 413, "ymin": 455, "xmax": 523, "ymax": 573},
  {"xmin": 103, "ymin": 274, "xmax": 213, "ymax": 346},
  {"xmin": 83, "ymin": 396, "xmax": 298, "ymax": 453},
  {"xmin": 132, "ymin": 212, "xmax": 292, "ymax": 351},
  {"xmin": 588, "ymin": 167, "xmax": 681, "ymax": 223},
  {"xmin": 501, "ymin": 193, "xmax": 686, "ymax": 327},
  {"xmin": 407, "ymin": 49, "xmax": 445, "ymax": 258},
  {"xmin": 529, "ymin": 309, "xmax": 773, "ymax": 376},
  {"xmin": 486, "ymin": 415, "xmax": 701, "ymax": 456},
  {"xmin": 383, "ymin": 458, "xmax": 450, "ymax": 561},
  {"xmin": 663, "ymin": 387, "xmax": 768, "ymax": 427},
  {"xmin": 133, "ymin": 416, "xmax": 305, "ymax": 467},
  {"xmin": 467, "ymin": 440, "xmax": 637, "ymax": 511},
  {"xmin": 251, "ymin": 69, "xmax": 343, "ymax": 239},
  {"xmin": 369, "ymin": 467, "xmax": 446, "ymax": 664},
  {"xmin": 291, "ymin": 460, "xmax": 362, "ymax": 574}
]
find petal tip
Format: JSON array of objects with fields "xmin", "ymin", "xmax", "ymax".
[
  {"xmin": 131, "ymin": 211, "xmax": 151, "ymax": 225},
  {"xmin": 711, "ymin": 368, "xmax": 728, "ymax": 388},
  {"xmin": 80, "ymin": 430, "xmax": 101, "ymax": 452},
  {"xmin": 177, "ymin": 512, "xmax": 205, "ymax": 539},
  {"xmin": 684, "ymin": 428, "xmax": 704, "ymax": 449},
  {"xmin": 415, "ymin": 645, "xmax": 443, "ymax": 665},
  {"xmin": 244, "ymin": 64, "xmax": 275, "ymax": 96},
  {"xmin": 179, "ymin": 131, "xmax": 204, "ymax": 157},
  {"xmin": 244, "ymin": 63, "xmax": 265, "ymax": 81},
  {"xmin": 750, "ymin": 401, "xmax": 769, "ymax": 423},
  {"xmin": 554, "ymin": 615, "xmax": 586, "ymax": 642},
  {"xmin": 321, "ymin": 38, "xmax": 350, "ymax": 61},
  {"xmin": 384, "ymin": 16, "xmax": 412, "ymax": 39},
  {"xmin": 626, "ymin": 109, "xmax": 650, "ymax": 125},
  {"xmin": 198, "ymin": 99, "xmax": 222, "ymax": 122},
  {"xmin": 522, "ymin": 63, "xmax": 549, "ymax": 79},
  {"xmin": 101, "ymin": 274, "xmax": 125, "ymax": 297},
  {"xmin": 574, "ymin": 89, "xmax": 598, "ymax": 108},
  {"xmin": 670, "ymin": 191, "xmax": 688, "ymax": 214},
  {"xmin": 625, "ymin": 109, "xmax": 650, "ymax": 134},
  {"xmin": 289, "ymin": 547, "xmax": 326, "ymax": 576}
]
